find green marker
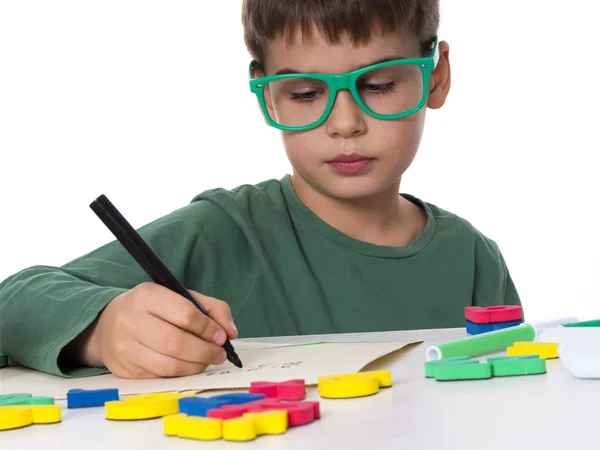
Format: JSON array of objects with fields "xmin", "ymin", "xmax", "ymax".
[
  {"xmin": 563, "ymin": 319, "xmax": 600, "ymax": 328},
  {"xmin": 0, "ymin": 354, "xmax": 7, "ymax": 368},
  {"xmin": 426, "ymin": 317, "xmax": 578, "ymax": 361}
]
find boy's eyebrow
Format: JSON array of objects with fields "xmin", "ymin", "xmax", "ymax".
[{"xmin": 274, "ymin": 56, "xmax": 406, "ymax": 75}]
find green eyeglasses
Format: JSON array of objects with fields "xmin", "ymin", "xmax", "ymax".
[{"xmin": 248, "ymin": 38, "xmax": 439, "ymax": 131}]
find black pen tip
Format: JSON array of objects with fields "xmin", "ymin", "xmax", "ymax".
[
  {"xmin": 223, "ymin": 340, "xmax": 242, "ymax": 368},
  {"xmin": 229, "ymin": 354, "xmax": 243, "ymax": 368}
]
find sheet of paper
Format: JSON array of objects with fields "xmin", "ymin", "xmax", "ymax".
[{"xmin": 0, "ymin": 339, "xmax": 421, "ymax": 399}]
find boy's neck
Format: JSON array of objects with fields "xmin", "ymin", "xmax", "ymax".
[{"xmin": 290, "ymin": 174, "xmax": 427, "ymax": 247}]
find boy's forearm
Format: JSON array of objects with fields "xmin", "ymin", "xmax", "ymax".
[{"xmin": 0, "ymin": 265, "xmax": 126, "ymax": 377}]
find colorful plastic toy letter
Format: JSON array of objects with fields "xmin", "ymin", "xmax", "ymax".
[
  {"xmin": 207, "ymin": 404, "xmax": 254, "ymax": 420},
  {"xmin": 164, "ymin": 414, "xmax": 224, "ymax": 440},
  {"xmin": 464, "ymin": 306, "xmax": 524, "ymax": 335},
  {"xmin": 164, "ymin": 410, "xmax": 288, "ymax": 442},
  {"xmin": 464, "ymin": 306, "xmax": 523, "ymax": 324},
  {"xmin": 0, "ymin": 405, "xmax": 62, "ymax": 431},
  {"xmin": 424, "ymin": 356, "xmax": 479, "ymax": 378},
  {"xmin": 208, "ymin": 398, "xmax": 320, "ymax": 426},
  {"xmin": 507, "ymin": 342, "xmax": 559, "ymax": 359},
  {"xmin": 178, "ymin": 393, "xmax": 266, "ymax": 417},
  {"xmin": 0, "ymin": 354, "xmax": 7, "ymax": 368},
  {"xmin": 208, "ymin": 393, "xmax": 266, "ymax": 405},
  {"xmin": 164, "ymin": 414, "xmax": 188, "ymax": 436},
  {"xmin": 206, "ymin": 399, "xmax": 273, "ymax": 420},
  {"xmin": 254, "ymin": 399, "xmax": 319, "ymax": 426},
  {"xmin": 433, "ymin": 360, "xmax": 492, "ymax": 381},
  {"xmin": 0, "ymin": 393, "xmax": 54, "ymax": 406},
  {"xmin": 425, "ymin": 355, "xmax": 547, "ymax": 380},
  {"xmin": 105, "ymin": 392, "xmax": 192, "ymax": 420},
  {"xmin": 249, "ymin": 379, "xmax": 305, "ymax": 400},
  {"xmin": 178, "ymin": 397, "xmax": 231, "ymax": 417},
  {"xmin": 223, "ymin": 410, "xmax": 288, "ymax": 441},
  {"xmin": 465, "ymin": 319, "xmax": 524, "ymax": 335},
  {"xmin": 486, "ymin": 355, "xmax": 546, "ymax": 376},
  {"xmin": 67, "ymin": 388, "xmax": 119, "ymax": 408},
  {"xmin": 317, "ymin": 370, "xmax": 392, "ymax": 398},
  {"xmin": 0, "ymin": 406, "xmax": 33, "ymax": 431},
  {"xmin": 30, "ymin": 405, "xmax": 62, "ymax": 424}
]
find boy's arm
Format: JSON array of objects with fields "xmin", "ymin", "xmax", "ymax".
[{"xmin": 0, "ymin": 200, "xmax": 215, "ymax": 377}]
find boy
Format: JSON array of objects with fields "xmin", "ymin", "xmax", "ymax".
[{"xmin": 0, "ymin": 0, "xmax": 521, "ymax": 379}]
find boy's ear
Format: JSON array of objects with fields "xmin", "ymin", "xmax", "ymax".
[
  {"xmin": 251, "ymin": 66, "xmax": 274, "ymax": 127},
  {"xmin": 427, "ymin": 41, "xmax": 451, "ymax": 109}
]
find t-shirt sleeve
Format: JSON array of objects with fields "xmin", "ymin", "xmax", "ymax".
[
  {"xmin": 472, "ymin": 232, "xmax": 523, "ymax": 310},
  {"xmin": 0, "ymin": 200, "xmax": 223, "ymax": 378}
]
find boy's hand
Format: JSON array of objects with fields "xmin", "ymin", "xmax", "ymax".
[{"xmin": 74, "ymin": 282, "xmax": 238, "ymax": 378}]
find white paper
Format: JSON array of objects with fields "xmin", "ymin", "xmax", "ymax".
[{"xmin": 0, "ymin": 340, "xmax": 419, "ymax": 399}]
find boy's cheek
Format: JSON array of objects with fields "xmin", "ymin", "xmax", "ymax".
[
  {"xmin": 282, "ymin": 132, "xmax": 324, "ymax": 161},
  {"xmin": 365, "ymin": 117, "xmax": 425, "ymax": 157}
]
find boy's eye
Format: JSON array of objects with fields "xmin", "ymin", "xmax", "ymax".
[
  {"xmin": 359, "ymin": 82, "xmax": 396, "ymax": 93},
  {"xmin": 289, "ymin": 87, "xmax": 325, "ymax": 102}
]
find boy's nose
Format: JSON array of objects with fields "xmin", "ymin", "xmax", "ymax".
[{"xmin": 325, "ymin": 90, "xmax": 367, "ymax": 138}]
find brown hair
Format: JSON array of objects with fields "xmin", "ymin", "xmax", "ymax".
[{"xmin": 242, "ymin": 0, "xmax": 439, "ymax": 65}]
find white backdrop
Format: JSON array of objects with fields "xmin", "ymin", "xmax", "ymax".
[{"xmin": 1, "ymin": 1, "xmax": 598, "ymax": 322}]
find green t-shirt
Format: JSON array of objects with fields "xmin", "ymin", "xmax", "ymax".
[{"xmin": 0, "ymin": 175, "xmax": 521, "ymax": 377}]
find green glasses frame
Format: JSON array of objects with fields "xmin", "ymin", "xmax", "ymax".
[{"xmin": 248, "ymin": 37, "xmax": 439, "ymax": 131}]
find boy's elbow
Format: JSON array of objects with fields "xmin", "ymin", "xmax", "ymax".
[{"xmin": 0, "ymin": 265, "xmax": 58, "ymax": 297}]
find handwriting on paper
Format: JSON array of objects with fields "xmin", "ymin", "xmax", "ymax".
[{"xmin": 205, "ymin": 361, "xmax": 303, "ymax": 377}]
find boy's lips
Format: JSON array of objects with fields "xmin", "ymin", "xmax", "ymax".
[
  {"xmin": 326, "ymin": 152, "xmax": 375, "ymax": 175},
  {"xmin": 328, "ymin": 152, "xmax": 373, "ymax": 162}
]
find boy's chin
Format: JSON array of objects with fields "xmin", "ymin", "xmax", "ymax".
[{"xmin": 314, "ymin": 175, "xmax": 400, "ymax": 201}]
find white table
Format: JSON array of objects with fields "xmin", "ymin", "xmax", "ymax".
[{"xmin": 1, "ymin": 328, "xmax": 598, "ymax": 450}]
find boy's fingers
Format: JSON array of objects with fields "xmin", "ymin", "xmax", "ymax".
[
  {"xmin": 108, "ymin": 359, "xmax": 154, "ymax": 380},
  {"xmin": 131, "ymin": 340, "xmax": 209, "ymax": 378},
  {"xmin": 143, "ymin": 284, "xmax": 226, "ymax": 345},
  {"xmin": 189, "ymin": 291, "xmax": 238, "ymax": 339},
  {"xmin": 136, "ymin": 314, "xmax": 226, "ymax": 366}
]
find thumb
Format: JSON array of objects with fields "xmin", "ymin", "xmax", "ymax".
[{"xmin": 189, "ymin": 291, "xmax": 238, "ymax": 339}]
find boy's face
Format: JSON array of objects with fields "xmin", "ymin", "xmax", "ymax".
[{"xmin": 258, "ymin": 27, "xmax": 450, "ymax": 201}]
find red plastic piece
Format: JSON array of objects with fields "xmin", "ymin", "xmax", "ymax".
[
  {"xmin": 207, "ymin": 398, "xmax": 320, "ymax": 426},
  {"xmin": 248, "ymin": 379, "xmax": 306, "ymax": 400},
  {"xmin": 206, "ymin": 399, "xmax": 272, "ymax": 419},
  {"xmin": 464, "ymin": 306, "xmax": 523, "ymax": 324},
  {"xmin": 207, "ymin": 405, "xmax": 248, "ymax": 420},
  {"xmin": 258, "ymin": 399, "xmax": 320, "ymax": 425},
  {"xmin": 262, "ymin": 403, "xmax": 313, "ymax": 426}
]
